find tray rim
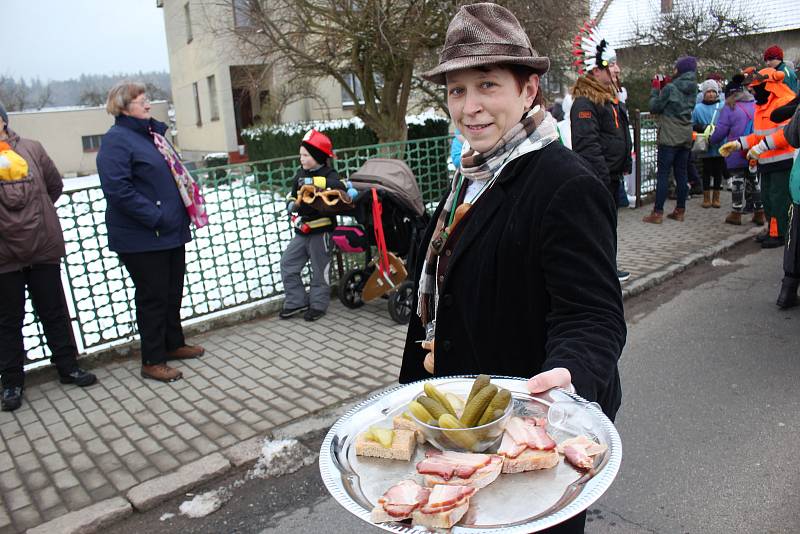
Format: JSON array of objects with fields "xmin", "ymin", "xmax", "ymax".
[{"xmin": 319, "ymin": 375, "xmax": 622, "ymax": 533}]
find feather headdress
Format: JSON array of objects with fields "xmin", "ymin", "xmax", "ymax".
[{"xmin": 572, "ymin": 21, "xmax": 617, "ymax": 75}]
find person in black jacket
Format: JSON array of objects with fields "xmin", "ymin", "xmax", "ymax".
[
  {"xmin": 279, "ymin": 130, "xmax": 346, "ymax": 322},
  {"xmin": 569, "ymin": 23, "xmax": 632, "ymax": 282},
  {"xmin": 403, "ymin": 7, "xmax": 625, "ymax": 530}
]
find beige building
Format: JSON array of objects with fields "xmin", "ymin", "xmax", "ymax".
[
  {"xmin": 8, "ymin": 102, "xmax": 170, "ymax": 177},
  {"xmin": 158, "ymin": 0, "xmax": 361, "ymax": 162}
]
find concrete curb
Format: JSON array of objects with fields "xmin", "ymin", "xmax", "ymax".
[
  {"xmin": 21, "ymin": 229, "xmax": 758, "ymax": 533},
  {"xmin": 25, "ymin": 497, "xmax": 131, "ymax": 534},
  {"xmin": 622, "ymin": 227, "xmax": 760, "ymax": 301}
]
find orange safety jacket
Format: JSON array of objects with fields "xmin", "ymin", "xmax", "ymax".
[{"xmin": 739, "ymin": 70, "xmax": 797, "ymax": 172}]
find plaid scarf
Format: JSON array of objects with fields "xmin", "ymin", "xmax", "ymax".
[
  {"xmin": 417, "ymin": 106, "xmax": 560, "ymax": 327},
  {"xmin": 151, "ymin": 130, "xmax": 209, "ymax": 228}
]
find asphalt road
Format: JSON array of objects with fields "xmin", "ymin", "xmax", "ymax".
[{"xmin": 109, "ymin": 242, "xmax": 800, "ymax": 534}]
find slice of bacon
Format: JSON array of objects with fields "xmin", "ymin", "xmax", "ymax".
[
  {"xmin": 557, "ymin": 435, "xmax": 608, "ymax": 457},
  {"xmin": 377, "ymin": 480, "xmax": 431, "ymax": 518},
  {"xmin": 418, "ymin": 484, "xmax": 475, "ymax": 515},
  {"xmin": 504, "ymin": 417, "xmax": 556, "ymax": 450},
  {"xmin": 497, "ymin": 431, "xmax": 526, "ymax": 458},
  {"xmin": 563, "ymin": 443, "xmax": 594, "ymax": 469},
  {"xmin": 416, "ymin": 450, "xmax": 492, "ymax": 480},
  {"xmin": 522, "ymin": 416, "xmax": 548, "ymax": 428}
]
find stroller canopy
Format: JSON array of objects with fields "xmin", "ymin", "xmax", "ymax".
[{"xmin": 348, "ymin": 159, "xmax": 425, "ymax": 218}]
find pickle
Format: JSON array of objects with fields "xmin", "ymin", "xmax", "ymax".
[
  {"xmin": 460, "ymin": 384, "xmax": 498, "ymax": 427},
  {"xmin": 445, "ymin": 392, "xmax": 465, "ymax": 413},
  {"xmin": 466, "ymin": 374, "xmax": 491, "ymax": 404},
  {"xmin": 408, "ymin": 400, "xmax": 434, "ymax": 422},
  {"xmin": 476, "ymin": 388, "xmax": 512, "ymax": 426},
  {"xmin": 424, "ymin": 383, "xmax": 457, "ymax": 416},
  {"xmin": 368, "ymin": 426, "xmax": 394, "ymax": 448},
  {"xmin": 417, "ymin": 395, "xmax": 449, "ymax": 420},
  {"xmin": 438, "ymin": 414, "xmax": 477, "ymax": 450}
]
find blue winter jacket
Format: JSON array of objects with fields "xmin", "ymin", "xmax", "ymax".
[
  {"xmin": 96, "ymin": 115, "xmax": 191, "ymax": 253},
  {"xmin": 691, "ymin": 100, "xmax": 724, "ymax": 158}
]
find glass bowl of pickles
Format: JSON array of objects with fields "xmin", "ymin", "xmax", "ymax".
[{"xmin": 406, "ymin": 376, "xmax": 514, "ymax": 453}]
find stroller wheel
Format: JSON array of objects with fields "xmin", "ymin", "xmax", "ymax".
[
  {"xmin": 339, "ymin": 268, "xmax": 367, "ymax": 309},
  {"xmin": 388, "ymin": 280, "xmax": 414, "ymax": 324}
]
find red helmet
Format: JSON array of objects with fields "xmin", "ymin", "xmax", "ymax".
[
  {"xmin": 302, "ymin": 129, "xmax": 335, "ymax": 158},
  {"xmin": 763, "ymin": 45, "xmax": 783, "ymax": 62}
]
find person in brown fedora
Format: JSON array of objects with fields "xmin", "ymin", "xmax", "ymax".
[{"xmin": 399, "ymin": 5, "xmax": 625, "ymax": 530}]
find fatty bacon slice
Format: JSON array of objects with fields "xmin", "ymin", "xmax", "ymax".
[
  {"xmin": 418, "ymin": 484, "xmax": 476, "ymax": 515},
  {"xmin": 558, "ymin": 436, "xmax": 608, "ymax": 470},
  {"xmin": 416, "ymin": 450, "xmax": 492, "ymax": 481},
  {"xmin": 503, "ymin": 416, "xmax": 556, "ymax": 452},
  {"xmin": 377, "ymin": 480, "xmax": 431, "ymax": 518}
]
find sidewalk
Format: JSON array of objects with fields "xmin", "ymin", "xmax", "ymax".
[{"xmin": 0, "ymin": 192, "xmax": 761, "ymax": 533}]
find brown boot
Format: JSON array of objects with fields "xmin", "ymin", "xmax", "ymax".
[
  {"xmin": 752, "ymin": 210, "xmax": 766, "ymax": 225},
  {"xmin": 725, "ymin": 211, "xmax": 742, "ymax": 225},
  {"xmin": 712, "ymin": 190, "xmax": 721, "ymax": 208},
  {"xmin": 666, "ymin": 207, "xmax": 686, "ymax": 221},
  {"xmin": 701, "ymin": 191, "xmax": 712, "ymax": 208},
  {"xmin": 642, "ymin": 210, "xmax": 663, "ymax": 224},
  {"xmin": 141, "ymin": 363, "xmax": 183, "ymax": 382},
  {"xmin": 167, "ymin": 345, "xmax": 205, "ymax": 360}
]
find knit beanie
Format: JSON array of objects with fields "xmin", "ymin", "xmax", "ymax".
[
  {"xmin": 675, "ymin": 56, "xmax": 697, "ymax": 74},
  {"xmin": 699, "ymin": 79, "xmax": 719, "ymax": 94},
  {"xmin": 0, "ymin": 102, "xmax": 7, "ymax": 130},
  {"xmin": 763, "ymin": 45, "xmax": 783, "ymax": 61},
  {"xmin": 301, "ymin": 141, "xmax": 329, "ymax": 166},
  {"xmin": 723, "ymin": 74, "xmax": 745, "ymax": 98}
]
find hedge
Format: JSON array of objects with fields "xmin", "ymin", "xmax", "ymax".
[{"xmin": 241, "ymin": 110, "xmax": 449, "ymax": 162}]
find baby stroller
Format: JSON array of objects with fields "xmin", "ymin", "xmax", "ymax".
[{"xmin": 333, "ymin": 159, "xmax": 429, "ymax": 324}]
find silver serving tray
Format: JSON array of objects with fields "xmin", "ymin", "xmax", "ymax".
[{"xmin": 319, "ymin": 376, "xmax": 622, "ymax": 533}]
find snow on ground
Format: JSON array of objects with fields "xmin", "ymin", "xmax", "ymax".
[
  {"xmin": 712, "ymin": 258, "xmax": 733, "ymax": 267},
  {"xmin": 248, "ymin": 438, "xmax": 317, "ymax": 480},
  {"xmin": 178, "ymin": 488, "xmax": 232, "ymax": 518},
  {"xmin": 159, "ymin": 512, "xmax": 175, "ymax": 521}
]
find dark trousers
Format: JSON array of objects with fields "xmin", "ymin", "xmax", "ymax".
[
  {"xmin": 786, "ymin": 204, "xmax": 800, "ymax": 278},
  {"xmin": 701, "ymin": 156, "xmax": 725, "ymax": 191},
  {"xmin": 118, "ymin": 246, "xmax": 186, "ymax": 365},
  {"xmin": 0, "ymin": 264, "xmax": 78, "ymax": 388},
  {"xmin": 761, "ymin": 169, "xmax": 792, "ymax": 238},
  {"xmin": 655, "ymin": 145, "xmax": 690, "ymax": 211}
]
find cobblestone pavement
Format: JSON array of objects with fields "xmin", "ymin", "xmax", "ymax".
[{"xmin": 0, "ymin": 192, "xmax": 760, "ymax": 533}]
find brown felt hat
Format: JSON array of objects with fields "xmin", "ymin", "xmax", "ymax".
[{"xmin": 422, "ymin": 3, "xmax": 550, "ymax": 86}]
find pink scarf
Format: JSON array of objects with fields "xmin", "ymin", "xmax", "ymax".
[{"xmin": 151, "ymin": 130, "xmax": 209, "ymax": 228}]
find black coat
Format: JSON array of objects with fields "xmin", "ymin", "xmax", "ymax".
[
  {"xmin": 288, "ymin": 165, "xmax": 344, "ymax": 234},
  {"xmin": 570, "ymin": 76, "xmax": 632, "ymax": 184},
  {"xmin": 399, "ymin": 143, "xmax": 625, "ymax": 419}
]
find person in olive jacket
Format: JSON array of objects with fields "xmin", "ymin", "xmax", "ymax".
[
  {"xmin": 0, "ymin": 103, "xmax": 96, "ymax": 412},
  {"xmin": 97, "ymin": 82, "xmax": 204, "ymax": 383},
  {"xmin": 569, "ymin": 22, "xmax": 632, "ymax": 283}
]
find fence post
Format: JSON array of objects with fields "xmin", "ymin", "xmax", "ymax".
[{"xmin": 632, "ymin": 109, "xmax": 642, "ymax": 208}]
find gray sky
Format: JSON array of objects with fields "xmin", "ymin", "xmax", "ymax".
[{"xmin": 6, "ymin": 0, "xmax": 169, "ymax": 81}]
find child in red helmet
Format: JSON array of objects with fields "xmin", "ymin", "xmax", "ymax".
[
  {"xmin": 279, "ymin": 129, "xmax": 347, "ymax": 321},
  {"xmin": 763, "ymin": 45, "xmax": 798, "ymax": 94}
]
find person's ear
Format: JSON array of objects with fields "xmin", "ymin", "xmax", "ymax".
[{"xmin": 524, "ymin": 73, "xmax": 540, "ymax": 109}]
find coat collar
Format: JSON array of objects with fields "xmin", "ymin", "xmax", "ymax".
[{"xmin": 115, "ymin": 115, "xmax": 168, "ymax": 137}]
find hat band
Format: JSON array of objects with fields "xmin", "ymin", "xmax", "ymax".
[{"xmin": 440, "ymin": 42, "xmax": 533, "ymax": 62}]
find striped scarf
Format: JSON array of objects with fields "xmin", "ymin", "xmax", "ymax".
[{"xmin": 417, "ymin": 106, "xmax": 560, "ymax": 327}]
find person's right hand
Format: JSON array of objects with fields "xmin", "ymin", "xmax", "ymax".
[
  {"xmin": 421, "ymin": 340, "xmax": 435, "ymax": 374},
  {"xmin": 719, "ymin": 140, "xmax": 742, "ymax": 157}
]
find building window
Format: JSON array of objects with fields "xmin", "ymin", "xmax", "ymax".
[
  {"xmin": 341, "ymin": 73, "xmax": 364, "ymax": 107},
  {"xmin": 184, "ymin": 2, "xmax": 193, "ymax": 43},
  {"xmin": 207, "ymin": 75, "xmax": 219, "ymax": 121},
  {"xmin": 192, "ymin": 82, "xmax": 202, "ymax": 126},
  {"xmin": 233, "ymin": 0, "xmax": 257, "ymax": 29},
  {"xmin": 81, "ymin": 135, "xmax": 103, "ymax": 152},
  {"xmin": 660, "ymin": 0, "xmax": 673, "ymax": 13}
]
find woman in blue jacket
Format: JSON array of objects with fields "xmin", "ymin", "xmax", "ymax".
[{"xmin": 97, "ymin": 82, "xmax": 203, "ymax": 383}]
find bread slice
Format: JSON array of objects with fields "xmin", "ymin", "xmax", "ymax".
[
  {"xmin": 501, "ymin": 447, "xmax": 560, "ymax": 474},
  {"xmin": 392, "ymin": 415, "xmax": 425, "ymax": 444},
  {"xmin": 422, "ymin": 455, "xmax": 503, "ymax": 489},
  {"xmin": 411, "ymin": 500, "xmax": 469, "ymax": 529},
  {"xmin": 355, "ymin": 429, "xmax": 416, "ymax": 461}
]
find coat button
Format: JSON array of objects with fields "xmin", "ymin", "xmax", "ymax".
[
  {"xmin": 438, "ymin": 275, "xmax": 444, "ymax": 283},
  {"xmin": 441, "ymin": 340, "xmax": 452, "ymax": 352},
  {"xmin": 441, "ymin": 294, "xmax": 453, "ymax": 307},
  {"xmin": 444, "ymin": 249, "xmax": 452, "ymax": 257}
]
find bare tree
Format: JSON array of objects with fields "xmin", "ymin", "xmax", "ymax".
[
  {"xmin": 621, "ymin": 0, "xmax": 762, "ymax": 110},
  {"xmin": 79, "ymin": 87, "xmax": 106, "ymax": 107},
  {"xmin": 0, "ymin": 76, "xmax": 28, "ymax": 111},
  {"xmin": 33, "ymin": 85, "xmax": 53, "ymax": 110},
  {"xmin": 213, "ymin": 0, "xmax": 453, "ymax": 142}
]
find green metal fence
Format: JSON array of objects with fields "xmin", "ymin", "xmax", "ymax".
[
  {"xmin": 633, "ymin": 111, "xmax": 658, "ymax": 202},
  {"xmin": 21, "ymin": 136, "xmax": 452, "ymax": 367}
]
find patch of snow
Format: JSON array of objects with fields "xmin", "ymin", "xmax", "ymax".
[
  {"xmin": 159, "ymin": 512, "xmax": 175, "ymax": 521},
  {"xmin": 178, "ymin": 488, "xmax": 231, "ymax": 518},
  {"xmin": 248, "ymin": 438, "xmax": 317, "ymax": 480},
  {"xmin": 204, "ymin": 152, "xmax": 229, "ymax": 160},
  {"xmin": 711, "ymin": 258, "xmax": 732, "ymax": 267}
]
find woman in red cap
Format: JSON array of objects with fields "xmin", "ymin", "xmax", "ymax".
[
  {"xmin": 764, "ymin": 45, "xmax": 798, "ymax": 94},
  {"xmin": 279, "ymin": 129, "xmax": 346, "ymax": 321}
]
